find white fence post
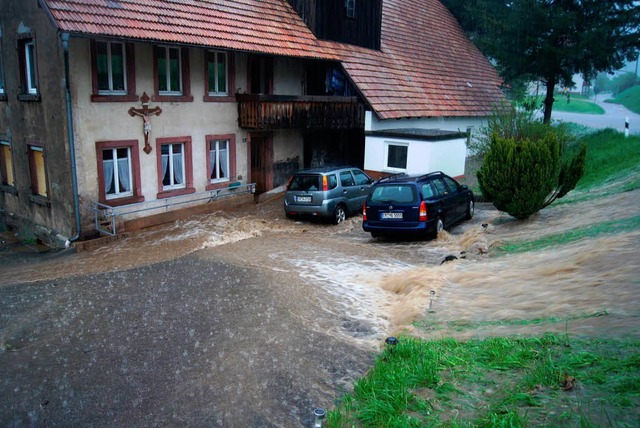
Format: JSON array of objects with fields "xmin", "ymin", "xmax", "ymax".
[{"xmin": 625, "ymin": 116, "xmax": 630, "ymax": 138}]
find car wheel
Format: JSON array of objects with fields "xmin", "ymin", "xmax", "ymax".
[
  {"xmin": 465, "ymin": 199, "xmax": 475, "ymax": 220},
  {"xmin": 333, "ymin": 205, "xmax": 346, "ymax": 225},
  {"xmin": 370, "ymin": 231, "xmax": 380, "ymax": 238},
  {"xmin": 436, "ymin": 218, "xmax": 444, "ymax": 235}
]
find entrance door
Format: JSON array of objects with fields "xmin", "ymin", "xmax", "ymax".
[{"xmin": 250, "ymin": 133, "xmax": 273, "ymax": 194}]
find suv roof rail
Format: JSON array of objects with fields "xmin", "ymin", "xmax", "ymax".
[
  {"xmin": 375, "ymin": 172, "xmax": 409, "ymax": 183},
  {"xmin": 415, "ymin": 171, "xmax": 444, "ymax": 181}
]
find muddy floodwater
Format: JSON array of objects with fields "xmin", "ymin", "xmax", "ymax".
[{"xmin": 1, "ymin": 186, "xmax": 639, "ymax": 426}]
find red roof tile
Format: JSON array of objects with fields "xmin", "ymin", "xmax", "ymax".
[
  {"xmin": 43, "ymin": 0, "xmax": 338, "ymax": 60},
  {"xmin": 324, "ymin": 0, "xmax": 505, "ymax": 119},
  {"xmin": 42, "ymin": 0, "xmax": 504, "ymax": 119}
]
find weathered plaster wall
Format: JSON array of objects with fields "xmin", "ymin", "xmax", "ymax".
[
  {"xmin": 0, "ymin": 0, "xmax": 75, "ymax": 244},
  {"xmin": 69, "ymin": 40, "xmax": 252, "ymax": 227}
]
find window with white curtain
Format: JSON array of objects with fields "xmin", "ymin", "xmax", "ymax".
[
  {"xmin": 209, "ymin": 139, "xmax": 229, "ymax": 183},
  {"xmin": 103, "ymin": 147, "xmax": 132, "ymax": 199},
  {"xmin": 161, "ymin": 143, "xmax": 185, "ymax": 189}
]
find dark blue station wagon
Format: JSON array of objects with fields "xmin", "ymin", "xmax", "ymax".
[{"xmin": 362, "ymin": 172, "xmax": 474, "ymax": 239}]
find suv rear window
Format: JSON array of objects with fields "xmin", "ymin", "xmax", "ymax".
[
  {"xmin": 289, "ymin": 174, "xmax": 338, "ymax": 191},
  {"xmin": 289, "ymin": 175, "xmax": 321, "ymax": 191},
  {"xmin": 370, "ymin": 184, "xmax": 417, "ymax": 203}
]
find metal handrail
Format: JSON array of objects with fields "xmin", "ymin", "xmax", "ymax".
[{"xmin": 93, "ymin": 183, "xmax": 256, "ymax": 236}]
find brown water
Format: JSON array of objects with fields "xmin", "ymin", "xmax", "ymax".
[{"xmin": 2, "ymin": 188, "xmax": 639, "ymax": 342}]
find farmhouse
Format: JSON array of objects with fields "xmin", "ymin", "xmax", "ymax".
[{"xmin": 0, "ymin": 0, "xmax": 504, "ymax": 247}]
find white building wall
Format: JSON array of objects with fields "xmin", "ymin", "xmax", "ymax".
[
  {"xmin": 364, "ymin": 136, "xmax": 467, "ymax": 178},
  {"xmin": 363, "ymin": 111, "xmax": 482, "ymax": 177},
  {"xmin": 365, "ymin": 111, "xmax": 486, "ymax": 134}
]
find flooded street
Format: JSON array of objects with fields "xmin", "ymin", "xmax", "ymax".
[{"xmin": 1, "ymin": 186, "xmax": 639, "ymax": 426}]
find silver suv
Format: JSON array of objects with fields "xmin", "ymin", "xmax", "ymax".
[{"xmin": 284, "ymin": 167, "xmax": 373, "ymax": 224}]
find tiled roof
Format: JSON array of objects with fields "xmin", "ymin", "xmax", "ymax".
[
  {"xmin": 42, "ymin": 0, "xmax": 337, "ymax": 60},
  {"xmin": 325, "ymin": 0, "xmax": 505, "ymax": 119},
  {"xmin": 42, "ymin": 0, "xmax": 504, "ymax": 119}
]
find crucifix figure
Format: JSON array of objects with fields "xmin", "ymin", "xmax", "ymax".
[{"xmin": 128, "ymin": 92, "xmax": 162, "ymax": 154}]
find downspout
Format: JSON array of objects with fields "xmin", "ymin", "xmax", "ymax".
[{"xmin": 61, "ymin": 33, "xmax": 81, "ymax": 246}]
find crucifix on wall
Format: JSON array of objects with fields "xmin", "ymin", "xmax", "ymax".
[{"xmin": 128, "ymin": 92, "xmax": 162, "ymax": 154}]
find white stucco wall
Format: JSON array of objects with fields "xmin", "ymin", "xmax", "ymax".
[
  {"xmin": 363, "ymin": 111, "xmax": 488, "ymax": 177},
  {"xmin": 364, "ymin": 136, "xmax": 468, "ymax": 178},
  {"xmin": 365, "ymin": 110, "xmax": 486, "ymax": 135}
]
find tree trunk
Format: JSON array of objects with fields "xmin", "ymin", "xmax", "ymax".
[{"xmin": 543, "ymin": 79, "xmax": 556, "ymax": 124}]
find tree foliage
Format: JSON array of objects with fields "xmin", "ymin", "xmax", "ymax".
[
  {"xmin": 476, "ymin": 110, "xmax": 586, "ymax": 219},
  {"xmin": 442, "ymin": 0, "xmax": 640, "ymax": 123}
]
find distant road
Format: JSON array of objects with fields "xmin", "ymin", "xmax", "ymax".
[{"xmin": 551, "ymin": 98, "xmax": 640, "ymax": 135}]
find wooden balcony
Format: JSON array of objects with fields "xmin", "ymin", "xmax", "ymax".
[{"xmin": 236, "ymin": 94, "xmax": 365, "ymax": 130}]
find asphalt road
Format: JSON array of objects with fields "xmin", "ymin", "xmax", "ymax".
[{"xmin": 550, "ymin": 97, "xmax": 640, "ymax": 135}]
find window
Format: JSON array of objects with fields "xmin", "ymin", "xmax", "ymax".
[
  {"xmin": 345, "ymin": 0, "xmax": 356, "ymax": 18},
  {"xmin": 204, "ymin": 51, "xmax": 234, "ymax": 102},
  {"xmin": 443, "ymin": 176, "xmax": 460, "ymax": 193},
  {"xmin": 340, "ymin": 171, "xmax": 355, "ymax": 187},
  {"xmin": 0, "ymin": 45, "xmax": 5, "ymax": 100},
  {"xmin": 96, "ymin": 41, "xmax": 125, "ymax": 93},
  {"xmin": 156, "ymin": 136, "xmax": 194, "ymax": 197},
  {"xmin": 353, "ymin": 169, "xmax": 371, "ymax": 185},
  {"xmin": 96, "ymin": 140, "xmax": 143, "ymax": 206},
  {"xmin": 18, "ymin": 36, "xmax": 39, "ymax": 99},
  {"xmin": 432, "ymin": 178, "xmax": 448, "ymax": 196},
  {"xmin": 91, "ymin": 40, "xmax": 136, "ymax": 102},
  {"xmin": 154, "ymin": 46, "xmax": 192, "ymax": 102},
  {"xmin": 385, "ymin": 143, "xmax": 408, "ymax": 170},
  {"xmin": 0, "ymin": 140, "xmax": 15, "ymax": 187},
  {"xmin": 209, "ymin": 139, "xmax": 229, "ymax": 183},
  {"xmin": 28, "ymin": 142, "xmax": 47, "ymax": 199},
  {"xmin": 207, "ymin": 51, "xmax": 227, "ymax": 95},
  {"xmin": 206, "ymin": 134, "xmax": 236, "ymax": 190},
  {"xmin": 421, "ymin": 182, "xmax": 436, "ymax": 199}
]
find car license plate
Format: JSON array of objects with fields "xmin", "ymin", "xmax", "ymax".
[
  {"xmin": 381, "ymin": 212, "xmax": 403, "ymax": 220},
  {"xmin": 295, "ymin": 195, "xmax": 312, "ymax": 203}
]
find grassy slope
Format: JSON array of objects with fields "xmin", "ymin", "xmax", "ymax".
[
  {"xmin": 552, "ymin": 94, "xmax": 605, "ymax": 114},
  {"xmin": 326, "ymin": 129, "xmax": 640, "ymax": 427}
]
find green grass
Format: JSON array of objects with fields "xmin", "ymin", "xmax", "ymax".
[
  {"xmin": 493, "ymin": 216, "xmax": 640, "ymax": 254},
  {"xmin": 326, "ymin": 335, "xmax": 640, "ymax": 427},
  {"xmin": 413, "ymin": 312, "xmax": 609, "ymax": 334},
  {"xmin": 551, "ymin": 94, "xmax": 605, "ymax": 114},
  {"xmin": 605, "ymin": 86, "xmax": 640, "ymax": 115},
  {"xmin": 575, "ymin": 129, "xmax": 640, "ymax": 191}
]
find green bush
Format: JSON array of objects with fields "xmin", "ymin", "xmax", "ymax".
[{"xmin": 477, "ymin": 125, "xmax": 586, "ymax": 219}]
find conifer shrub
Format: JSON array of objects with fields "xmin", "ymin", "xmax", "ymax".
[{"xmin": 477, "ymin": 118, "xmax": 586, "ymax": 219}]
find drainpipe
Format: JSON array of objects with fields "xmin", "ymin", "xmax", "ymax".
[{"xmin": 61, "ymin": 32, "xmax": 81, "ymax": 246}]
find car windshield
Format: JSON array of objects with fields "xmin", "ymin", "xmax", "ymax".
[
  {"xmin": 289, "ymin": 175, "xmax": 321, "ymax": 191},
  {"xmin": 370, "ymin": 184, "xmax": 417, "ymax": 203}
]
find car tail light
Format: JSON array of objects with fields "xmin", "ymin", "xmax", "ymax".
[
  {"xmin": 286, "ymin": 176, "xmax": 293, "ymax": 190},
  {"xmin": 322, "ymin": 176, "xmax": 329, "ymax": 191},
  {"xmin": 362, "ymin": 204, "xmax": 367, "ymax": 221},
  {"xmin": 419, "ymin": 201, "xmax": 427, "ymax": 222}
]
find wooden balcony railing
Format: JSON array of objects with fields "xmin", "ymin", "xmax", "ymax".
[{"xmin": 236, "ymin": 94, "xmax": 365, "ymax": 130}]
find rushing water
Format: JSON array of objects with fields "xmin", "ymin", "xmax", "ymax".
[{"xmin": 2, "ymin": 188, "xmax": 639, "ymax": 342}]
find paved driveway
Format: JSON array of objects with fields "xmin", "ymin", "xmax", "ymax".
[{"xmin": 1, "ymin": 199, "xmax": 489, "ymax": 427}]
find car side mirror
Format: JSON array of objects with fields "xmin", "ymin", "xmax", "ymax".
[{"xmin": 460, "ymin": 185, "xmax": 468, "ymax": 191}]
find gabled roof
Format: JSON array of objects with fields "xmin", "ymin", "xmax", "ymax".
[
  {"xmin": 42, "ymin": 0, "xmax": 337, "ymax": 60},
  {"xmin": 324, "ymin": 0, "xmax": 505, "ymax": 120},
  {"xmin": 41, "ymin": 0, "xmax": 504, "ymax": 120}
]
